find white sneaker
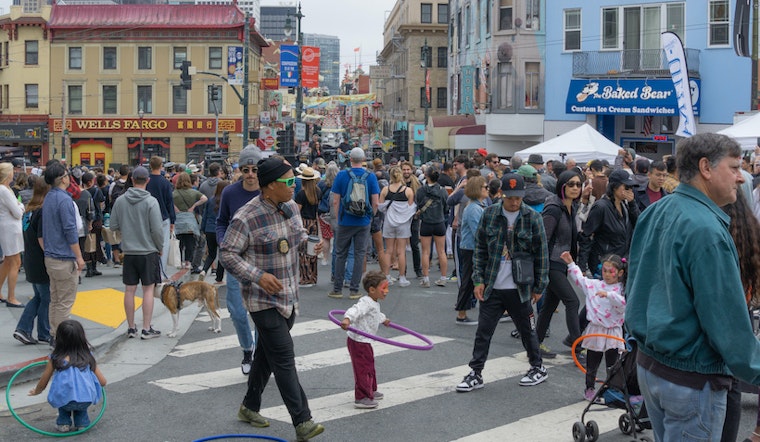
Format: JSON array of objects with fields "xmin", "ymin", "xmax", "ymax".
[{"xmin": 398, "ymin": 276, "xmax": 411, "ymax": 287}]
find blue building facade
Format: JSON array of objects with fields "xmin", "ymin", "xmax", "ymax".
[{"xmin": 545, "ymin": 0, "xmax": 752, "ymax": 158}]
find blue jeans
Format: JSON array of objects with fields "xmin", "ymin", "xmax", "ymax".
[
  {"xmin": 225, "ymin": 274, "xmax": 255, "ymax": 352},
  {"xmin": 16, "ymin": 283, "xmax": 51, "ymax": 341},
  {"xmin": 333, "ymin": 224, "xmax": 370, "ymax": 293},
  {"xmin": 637, "ymin": 364, "xmax": 727, "ymax": 442},
  {"xmin": 331, "ymin": 237, "xmax": 354, "ymax": 284},
  {"xmin": 57, "ymin": 401, "xmax": 91, "ymax": 427}
]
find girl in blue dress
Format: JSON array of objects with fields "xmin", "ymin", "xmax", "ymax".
[{"xmin": 28, "ymin": 320, "xmax": 107, "ymax": 432}]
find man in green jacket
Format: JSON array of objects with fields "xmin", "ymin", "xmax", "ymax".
[
  {"xmin": 455, "ymin": 173, "xmax": 550, "ymax": 392},
  {"xmin": 626, "ymin": 133, "xmax": 760, "ymax": 441}
]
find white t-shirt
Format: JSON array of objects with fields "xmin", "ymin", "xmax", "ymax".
[{"xmin": 493, "ymin": 208, "xmax": 520, "ymax": 290}]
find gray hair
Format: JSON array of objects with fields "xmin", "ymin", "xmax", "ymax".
[
  {"xmin": 677, "ymin": 133, "xmax": 741, "ymax": 184},
  {"xmin": 323, "ymin": 163, "xmax": 340, "ymax": 187},
  {"xmin": 510, "ymin": 155, "xmax": 523, "ymax": 171}
]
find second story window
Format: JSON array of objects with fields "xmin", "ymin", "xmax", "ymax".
[
  {"xmin": 137, "ymin": 85, "xmax": 152, "ymax": 114},
  {"xmin": 437, "ymin": 47, "xmax": 447, "ymax": 68},
  {"xmin": 174, "ymin": 47, "xmax": 187, "ymax": 69},
  {"xmin": 421, "ymin": 3, "xmax": 432, "ymax": 23},
  {"xmin": 495, "ymin": 61, "xmax": 513, "ymax": 111},
  {"xmin": 69, "ymin": 47, "xmax": 82, "ymax": 69},
  {"xmin": 709, "ymin": 0, "xmax": 729, "ymax": 46},
  {"xmin": 437, "ymin": 87, "xmax": 446, "ymax": 109},
  {"xmin": 25, "ymin": 84, "xmax": 38, "ymax": 108},
  {"xmin": 103, "ymin": 47, "xmax": 117, "ymax": 70},
  {"xmin": 564, "ymin": 9, "xmax": 581, "ymax": 51},
  {"xmin": 499, "ymin": 0, "xmax": 513, "ymax": 31},
  {"xmin": 138, "ymin": 47, "xmax": 152, "ymax": 70},
  {"xmin": 68, "ymin": 85, "xmax": 82, "ymax": 114},
  {"xmin": 103, "ymin": 85, "xmax": 117, "ymax": 114},
  {"xmin": 438, "ymin": 3, "xmax": 448, "ymax": 24},
  {"xmin": 172, "ymin": 85, "xmax": 187, "ymax": 114},
  {"xmin": 526, "ymin": 0, "xmax": 540, "ymax": 31},
  {"xmin": 25, "ymin": 41, "xmax": 38, "ymax": 65},
  {"xmin": 209, "ymin": 47, "xmax": 223, "ymax": 70}
]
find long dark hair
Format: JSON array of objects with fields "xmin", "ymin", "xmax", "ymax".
[
  {"xmin": 213, "ymin": 180, "xmax": 230, "ymax": 213},
  {"xmin": 51, "ymin": 320, "xmax": 97, "ymax": 371},
  {"xmin": 723, "ymin": 189, "xmax": 760, "ymax": 306}
]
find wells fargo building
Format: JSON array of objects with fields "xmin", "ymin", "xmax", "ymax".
[{"xmin": 48, "ymin": 3, "xmax": 267, "ymax": 168}]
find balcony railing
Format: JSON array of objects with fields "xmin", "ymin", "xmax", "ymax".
[{"xmin": 572, "ymin": 48, "xmax": 700, "ymax": 78}]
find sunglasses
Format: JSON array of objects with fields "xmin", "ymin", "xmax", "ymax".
[
  {"xmin": 564, "ymin": 181, "xmax": 582, "ymax": 188},
  {"xmin": 623, "ymin": 185, "xmax": 632, "ymax": 190},
  {"xmin": 241, "ymin": 167, "xmax": 258, "ymax": 174},
  {"xmin": 275, "ymin": 177, "xmax": 296, "ymax": 187}
]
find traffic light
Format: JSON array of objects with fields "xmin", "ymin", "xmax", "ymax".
[
  {"xmin": 211, "ymin": 85, "xmax": 219, "ymax": 101},
  {"xmin": 400, "ymin": 130, "xmax": 409, "ymax": 150},
  {"xmin": 222, "ymin": 131, "xmax": 229, "ymax": 146},
  {"xmin": 41, "ymin": 127, "xmax": 49, "ymax": 142},
  {"xmin": 180, "ymin": 60, "xmax": 192, "ymax": 90}
]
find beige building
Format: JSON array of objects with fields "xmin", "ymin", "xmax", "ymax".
[
  {"xmin": 378, "ymin": 0, "xmax": 448, "ymax": 164},
  {"xmin": 0, "ymin": 4, "xmax": 52, "ymax": 165},
  {"xmin": 46, "ymin": 3, "xmax": 267, "ymax": 168}
]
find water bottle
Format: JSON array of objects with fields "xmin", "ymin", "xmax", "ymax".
[{"xmin": 104, "ymin": 213, "xmax": 110, "ymax": 228}]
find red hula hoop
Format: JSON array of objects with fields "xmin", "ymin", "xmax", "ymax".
[{"xmin": 328, "ymin": 310, "xmax": 434, "ymax": 351}]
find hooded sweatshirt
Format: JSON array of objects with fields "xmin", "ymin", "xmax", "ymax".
[{"xmin": 110, "ymin": 187, "xmax": 164, "ymax": 255}]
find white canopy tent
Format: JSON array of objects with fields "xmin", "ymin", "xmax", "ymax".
[
  {"xmin": 514, "ymin": 124, "xmax": 620, "ymax": 164},
  {"xmin": 717, "ymin": 113, "xmax": 760, "ymax": 150}
]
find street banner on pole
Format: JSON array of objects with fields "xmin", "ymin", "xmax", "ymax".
[
  {"xmin": 228, "ymin": 46, "xmax": 244, "ymax": 85},
  {"xmin": 301, "ymin": 46, "xmax": 321, "ymax": 89},
  {"xmin": 280, "ymin": 45, "xmax": 299, "ymax": 88}
]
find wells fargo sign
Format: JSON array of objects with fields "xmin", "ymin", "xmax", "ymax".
[{"xmin": 50, "ymin": 118, "xmax": 242, "ymax": 133}]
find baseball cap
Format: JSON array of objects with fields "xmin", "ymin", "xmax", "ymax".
[
  {"xmin": 516, "ymin": 164, "xmax": 538, "ymax": 179},
  {"xmin": 349, "ymin": 147, "xmax": 366, "ymax": 161},
  {"xmin": 132, "ymin": 166, "xmax": 150, "ymax": 180},
  {"xmin": 501, "ymin": 173, "xmax": 526, "ymax": 197},
  {"xmin": 476, "ymin": 148, "xmax": 488, "ymax": 157},
  {"xmin": 608, "ymin": 169, "xmax": 635, "ymax": 187}
]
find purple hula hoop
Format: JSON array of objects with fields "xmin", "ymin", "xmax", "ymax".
[{"xmin": 328, "ymin": 309, "xmax": 434, "ymax": 351}]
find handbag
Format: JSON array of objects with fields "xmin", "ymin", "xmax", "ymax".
[
  {"xmin": 511, "ymin": 251, "xmax": 534, "ymax": 286},
  {"xmin": 167, "ymin": 234, "xmax": 181, "ymax": 268},
  {"xmin": 101, "ymin": 226, "xmax": 121, "ymax": 245},
  {"xmin": 84, "ymin": 233, "xmax": 97, "ymax": 253}
]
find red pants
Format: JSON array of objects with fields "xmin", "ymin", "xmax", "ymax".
[{"xmin": 347, "ymin": 337, "xmax": 377, "ymax": 400}]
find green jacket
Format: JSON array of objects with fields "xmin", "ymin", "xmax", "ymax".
[
  {"xmin": 626, "ymin": 183, "xmax": 760, "ymax": 384},
  {"xmin": 472, "ymin": 202, "xmax": 549, "ymax": 303}
]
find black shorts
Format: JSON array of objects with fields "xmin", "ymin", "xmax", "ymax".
[
  {"xmin": 122, "ymin": 253, "xmax": 161, "ymax": 286},
  {"xmin": 420, "ymin": 221, "xmax": 446, "ymax": 237}
]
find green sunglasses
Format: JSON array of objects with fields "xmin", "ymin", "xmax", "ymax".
[{"xmin": 275, "ymin": 177, "xmax": 296, "ymax": 187}]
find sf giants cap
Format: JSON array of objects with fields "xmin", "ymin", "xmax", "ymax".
[{"xmin": 501, "ymin": 173, "xmax": 526, "ymax": 197}]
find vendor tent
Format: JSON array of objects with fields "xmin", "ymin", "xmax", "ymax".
[
  {"xmin": 717, "ymin": 113, "xmax": 760, "ymax": 150},
  {"xmin": 514, "ymin": 124, "xmax": 620, "ymax": 164}
]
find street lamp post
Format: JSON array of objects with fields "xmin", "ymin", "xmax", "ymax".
[
  {"xmin": 138, "ymin": 108, "xmax": 145, "ymax": 166},
  {"xmin": 285, "ymin": 3, "xmax": 305, "ymax": 123},
  {"xmin": 421, "ymin": 39, "xmax": 430, "ymax": 163}
]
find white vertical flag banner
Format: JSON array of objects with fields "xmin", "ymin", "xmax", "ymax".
[{"xmin": 661, "ymin": 31, "xmax": 696, "ymax": 137}]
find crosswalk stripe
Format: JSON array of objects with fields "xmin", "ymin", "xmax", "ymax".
[
  {"xmin": 150, "ymin": 334, "xmax": 453, "ymax": 393},
  {"xmin": 169, "ymin": 319, "xmax": 336, "ymax": 358},
  {"xmin": 259, "ymin": 355, "xmax": 569, "ymax": 424},
  {"xmin": 452, "ymin": 401, "xmax": 623, "ymax": 441}
]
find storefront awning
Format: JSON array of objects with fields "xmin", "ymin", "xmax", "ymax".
[
  {"xmin": 426, "ymin": 115, "xmax": 477, "ymax": 150},
  {"xmin": 566, "ymin": 79, "xmax": 700, "ymax": 116}
]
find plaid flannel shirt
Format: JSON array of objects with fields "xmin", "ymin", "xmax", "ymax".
[
  {"xmin": 219, "ymin": 196, "xmax": 307, "ymax": 318},
  {"xmin": 472, "ymin": 202, "xmax": 549, "ymax": 303}
]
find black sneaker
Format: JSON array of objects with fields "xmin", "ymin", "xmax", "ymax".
[
  {"xmin": 140, "ymin": 327, "xmax": 161, "ymax": 340},
  {"xmin": 126, "ymin": 327, "xmax": 138, "ymax": 339},
  {"xmin": 13, "ymin": 329, "xmax": 37, "ymax": 345},
  {"xmin": 519, "ymin": 365, "xmax": 548, "ymax": 386},
  {"xmin": 455, "ymin": 370, "xmax": 484, "ymax": 392},
  {"xmin": 241, "ymin": 350, "xmax": 253, "ymax": 375}
]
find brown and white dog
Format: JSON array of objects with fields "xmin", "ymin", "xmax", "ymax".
[{"xmin": 159, "ymin": 280, "xmax": 222, "ymax": 338}]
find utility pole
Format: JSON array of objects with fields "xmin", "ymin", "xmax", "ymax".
[
  {"xmin": 60, "ymin": 80, "xmax": 67, "ymax": 163},
  {"xmin": 243, "ymin": 11, "xmax": 250, "ymax": 147},
  {"xmin": 421, "ymin": 39, "xmax": 430, "ymax": 163}
]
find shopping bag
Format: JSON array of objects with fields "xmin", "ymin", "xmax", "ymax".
[
  {"xmin": 167, "ymin": 234, "xmax": 181, "ymax": 268},
  {"xmin": 84, "ymin": 233, "xmax": 97, "ymax": 253},
  {"xmin": 101, "ymin": 227, "xmax": 121, "ymax": 245}
]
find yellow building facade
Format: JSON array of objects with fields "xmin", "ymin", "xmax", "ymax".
[{"xmin": 47, "ymin": 3, "xmax": 267, "ymax": 168}]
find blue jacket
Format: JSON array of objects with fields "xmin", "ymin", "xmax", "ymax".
[
  {"xmin": 459, "ymin": 198, "xmax": 485, "ymax": 250},
  {"xmin": 626, "ymin": 183, "xmax": 760, "ymax": 384},
  {"xmin": 201, "ymin": 196, "xmax": 218, "ymax": 234},
  {"xmin": 146, "ymin": 172, "xmax": 176, "ymax": 224}
]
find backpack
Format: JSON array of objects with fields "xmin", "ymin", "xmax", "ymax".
[
  {"xmin": 317, "ymin": 181, "xmax": 331, "ymax": 214},
  {"xmin": 109, "ymin": 180, "xmax": 127, "ymax": 211},
  {"xmin": 342, "ymin": 170, "xmax": 371, "ymax": 217}
]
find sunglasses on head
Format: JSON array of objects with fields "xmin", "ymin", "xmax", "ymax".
[
  {"xmin": 241, "ymin": 167, "xmax": 258, "ymax": 174},
  {"xmin": 275, "ymin": 176, "xmax": 296, "ymax": 187}
]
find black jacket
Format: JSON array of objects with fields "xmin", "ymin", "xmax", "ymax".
[
  {"xmin": 542, "ymin": 195, "xmax": 577, "ymax": 272},
  {"xmin": 633, "ymin": 184, "xmax": 669, "ymax": 212},
  {"xmin": 577, "ymin": 196, "xmax": 639, "ymax": 273}
]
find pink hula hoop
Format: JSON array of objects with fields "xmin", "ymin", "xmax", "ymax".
[{"xmin": 328, "ymin": 310, "xmax": 434, "ymax": 351}]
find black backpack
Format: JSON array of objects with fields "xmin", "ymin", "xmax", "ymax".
[{"xmin": 109, "ymin": 181, "xmax": 127, "ymax": 210}]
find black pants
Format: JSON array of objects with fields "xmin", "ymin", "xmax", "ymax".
[
  {"xmin": 469, "ymin": 288, "xmax": 542, "ymax": 373},
  {"xmin": 409, "ymin": 218, "xmax": 421, "ymax": 275},
  {"xmin": 244, "ymin": 308, "xmax": 312, "ymax": 427},
  {"xmin": 585, "ymin": 348, "xmax": 618, "ymax": 389},
  {"xmin": 178, "ymin": 233, "xmax": 195, "ymax": 264},
  {"xmin": 536, "ymin": 268, "xmax": 582, "ymax": 343},
  {"xmin": 454, "ymin": 249, "xmax": 475, "ymax": 312},
  {"xmin": 202, "ymin": 232, "xmax": 224, "ymax": 281}
]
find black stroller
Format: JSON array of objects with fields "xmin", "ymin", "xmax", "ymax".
[{"xmin": 572, "ymin": 336, "xmax": 651, "ymax": 442}]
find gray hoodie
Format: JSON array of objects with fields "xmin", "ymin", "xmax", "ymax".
[{"xmin": 110, "ymin": 187, "xmax": 164, "ymax": 255}]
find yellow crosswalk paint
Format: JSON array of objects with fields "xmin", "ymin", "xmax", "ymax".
[{"xmin": 70, "ymin": 288, "xmax": 141, "ymax": 328}]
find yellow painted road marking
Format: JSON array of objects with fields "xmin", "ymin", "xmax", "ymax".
[{"xmin": 71, "ymin": 288, "xmax": 140, "ymax": 328}]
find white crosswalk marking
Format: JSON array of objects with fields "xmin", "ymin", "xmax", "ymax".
[
  {"xmin": 169, "ymin": 319, "xmax": 336, "ymax": 358},
  {"xmin": 150, "ymin": 334, "xmax": 453, "ymax": 393}
]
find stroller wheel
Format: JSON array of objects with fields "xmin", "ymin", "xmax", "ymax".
[
  {"xmin": 585, "ymin": 420, "xmax": 599, "ymax": 442},
  {"xmin": 619, "ymin": 413, "xmax": 633, "ymax": 435},
  {"xmin": 572, "ymin": 421, "xmax": 586, "ymax": 442}
]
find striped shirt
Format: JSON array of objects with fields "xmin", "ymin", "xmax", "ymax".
[{"xmin": 220, "ymin": 196, "xmax": 307, "ymax": 318}]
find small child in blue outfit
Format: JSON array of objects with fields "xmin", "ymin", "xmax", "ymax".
[{"xmin": 29, "ymin": 319, "xmax": 107, "ymax": 432}]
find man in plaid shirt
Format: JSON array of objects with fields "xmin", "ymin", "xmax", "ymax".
[
  {"xmin": 456, "ymin": 173, "xmax": 550, "ymax": 392},
  {"xmin": 220, "ymin": 156, "xmax": 325, "ymax": 442}
]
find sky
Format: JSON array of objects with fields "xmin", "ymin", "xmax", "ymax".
[{"xmin": 0, "ymin": 0, "xmax": 397, "ymax": 70}]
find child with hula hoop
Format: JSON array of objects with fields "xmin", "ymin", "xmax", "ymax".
[
  {"xmin": 28, "ymin": 319, "xmax": 107, "ymax": 433},
  {"xmin": 341, "ymin": 271, "xmax": 391, "ymax": 410},
  {"xmin": 561, "ymin": 251, "xmax": 626, "ymax": 402}
]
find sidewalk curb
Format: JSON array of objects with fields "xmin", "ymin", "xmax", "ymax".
[{"xmin": 0, "ymin": 268, "xmax": 190, "ymax": 389}]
